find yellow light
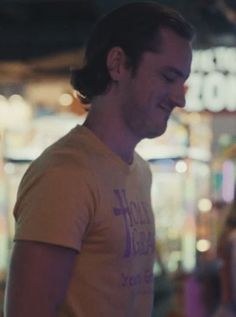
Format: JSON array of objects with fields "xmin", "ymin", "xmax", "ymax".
[
  {"xmin": 167, "ymin": 228, "xmax": 179, "ymax": 240},
  {"xmin": 59, "ymin": 93, "xmax": 73, "ymax": 107},
  {"xmin": 196, "ymin": 239, "xmax": 211, "ymax": 252},
  {"xmin": 198, "ymin": 198, "xmax": 212, "ymax": 213},
  {"xmin": 9, "ymin": 94, "xmax": 24, "ymax": 103},
  {"xmin": 4, "ymin": 163, "xmax": 16, "ymax": 174},
  {"xmin": 175, "ymin": 160, "xmax": 187, "ymax": 173},
  {"xmin": 0, "ymin": 95, "xmax": 8, "ymax": 105}
]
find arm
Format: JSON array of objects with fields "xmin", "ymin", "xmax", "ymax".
[{"xmin": 4, "ymin": 240, "xmax": 77, "ymax": 317}]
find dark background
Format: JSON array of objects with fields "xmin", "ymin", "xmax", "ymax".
[{"xmin": 1, "ymin": 0, "xmax": 236, "ymax": 82}]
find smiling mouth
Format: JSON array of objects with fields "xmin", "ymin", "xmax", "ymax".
[{"xmin": 159, "ymin": 103, "xmax": 172, "ymax": 113}]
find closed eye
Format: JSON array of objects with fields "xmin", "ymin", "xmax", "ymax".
[
  {"xmin": 162, "ymin": 73, "xmax": 177, "ymax": 83},
  {"xmin": 161, "ymin": 66, "xmax": 189, "ymax": 83}
]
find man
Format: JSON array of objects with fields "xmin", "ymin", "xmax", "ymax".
[{"xmin": 4, "ymin": 2, "xmax": 194, "ymax": 317}]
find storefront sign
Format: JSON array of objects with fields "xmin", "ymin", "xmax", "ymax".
[{"xmin": 185, "ymin": 47, "xmax": 236, "ymax": 112}]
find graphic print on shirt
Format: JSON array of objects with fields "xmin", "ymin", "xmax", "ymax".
[
  {"xmin": 113, "ymin": 189, "xmax": 155, "ymax": 292},
  {"xmin": 113, "ymin": 188, "xmax": 155, "ymax": 258}
]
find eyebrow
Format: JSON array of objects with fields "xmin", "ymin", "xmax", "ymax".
[{"xmin": 164, "ymin": 66, "xmax": 189, "ymax": 81}]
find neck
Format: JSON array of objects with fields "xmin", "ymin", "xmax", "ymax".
[{"xmin": 83, "ymin": 99, "xmax": 139, "ymax": 164}]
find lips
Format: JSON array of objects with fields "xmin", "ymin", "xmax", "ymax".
[{"xmin": 159, "ymin": 103, "xmax": 172, "ymax": 113}]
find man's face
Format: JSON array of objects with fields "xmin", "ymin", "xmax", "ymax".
[{"xmin": 119, "ymin": 27, "xmax": 192, "ymax": 140}]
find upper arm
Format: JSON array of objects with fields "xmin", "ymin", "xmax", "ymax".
[{"xmin": 4, "ymin": 240, "xmax": 77, "ymax": 317}]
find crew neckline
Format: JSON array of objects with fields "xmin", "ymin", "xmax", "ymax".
[{"xmin": 74, "ymin": 125, "xmax": 138, "ymax": 172}]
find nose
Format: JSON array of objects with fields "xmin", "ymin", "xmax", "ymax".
[{"xmin": 170, "ymin": 84, "xmax": 186, "ymax": 109}]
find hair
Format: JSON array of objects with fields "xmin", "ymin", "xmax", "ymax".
[{"xmin": 71, "ymin": 1, "xmax": 195, "ymax": 104}]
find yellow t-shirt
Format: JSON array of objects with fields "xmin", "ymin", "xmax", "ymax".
[{"xmin": 14, "ymin": 125, "xmax": 155, "ymax": 317}]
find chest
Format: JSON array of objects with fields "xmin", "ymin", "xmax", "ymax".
[{"xmin": 82, "ymin": 171, "xmax": 155, "ymax": 262}]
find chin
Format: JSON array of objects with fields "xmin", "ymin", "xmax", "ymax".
[
  {"xmin": 147, "ymin": 125, "xmax": 167, "ymax": 139},
  {"xmin": 146, "ymin": 130, "xmax": 164, "ymax": 139}
]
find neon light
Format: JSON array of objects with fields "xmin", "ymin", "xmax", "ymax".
[
  {"xmin": 186, "ymin": 47, "xmax": 236, "ymax": 112},
  {"xmin": 222, "ymin": 160, "xmax": 235, "ymax": 202}
]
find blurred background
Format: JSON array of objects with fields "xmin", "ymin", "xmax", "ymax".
[{"xmin": 0, "ymin": 1, "xmax": 236, "ymax": 316}]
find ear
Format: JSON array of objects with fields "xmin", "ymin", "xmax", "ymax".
[{"xmin": 106, "ymin": 47, "xmax": 129, "ymax": 81}]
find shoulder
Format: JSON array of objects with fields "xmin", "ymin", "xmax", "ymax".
[
  {"xmin": 22, "ymin": 126, "xmax": 93, "ymax": 182},
  {"xmin": 15, "ymin": 129, "xmax": 97, "ymax": 210}
]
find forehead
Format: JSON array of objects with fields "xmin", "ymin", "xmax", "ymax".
[{"xmin": 148, "ymin": 27, "xmax": 192, "ymax": 76}]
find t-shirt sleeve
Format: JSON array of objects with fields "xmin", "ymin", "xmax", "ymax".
[{"xmin": 14, "ymin": 166, "xmax": 96, "ymax": 252}]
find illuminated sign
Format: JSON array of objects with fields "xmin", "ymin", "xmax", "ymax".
[{"xmin": 185, "ymin": 47, "xmax": 236, "ymax": 112}]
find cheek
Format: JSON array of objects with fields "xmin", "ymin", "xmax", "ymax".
[{"xmin": 146, "ymin": 79, "xmax": 168, "ymax": 102}]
